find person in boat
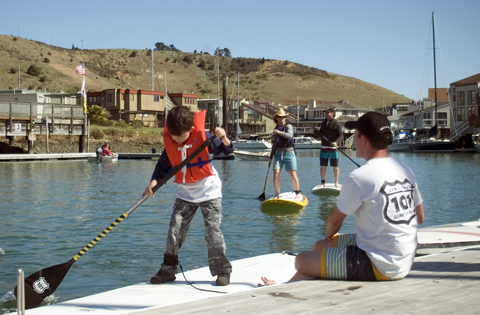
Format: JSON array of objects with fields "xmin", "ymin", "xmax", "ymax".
[
  {"xmin": 311, "ymin": 107, "xmax": 343, "ymax": 188},
  {"xmin": 271, "ymin": 108, "xmax": 301, "ymax": 200},
  {"xmin": 102, "ymin": 141, "xmax": 114, "ymax": 156},
  {"xmin": 260, "ymin": 112, "xmax": 425, "ymax": 286},
  {"xmin": 143, "ymin": 106, "xmax": 233, "ymax": 286}
]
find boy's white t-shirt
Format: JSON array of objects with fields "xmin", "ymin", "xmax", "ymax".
[
  {"xmin": 176, "ymin": 165, "xmax": 222, "ymax": 203},
  {"xmin": 336, "ymin": 157, "xmax": 423, "ymax": 279}
]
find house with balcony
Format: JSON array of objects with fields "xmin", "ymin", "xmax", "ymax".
[
  {"xmin": 412, "ymin": 98, "xmax": 451, "ymax": 139},
  {"xmin": 448, "ymin": 73, "xmax": 480, "ymax": 141},
  {"xmin": 86, "ymin": 89, "xmax": 197, "ymax": 127}
]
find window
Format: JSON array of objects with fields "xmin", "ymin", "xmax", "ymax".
[
  {"xmin": 121, "ymin": 94, "xmax": 125, "ymax": 100},
  {"xmin": 154, "ymin": 95, "xmax": 159, "ymax": 102},
  {"xmin": 130, "ymin": 94, "xmax": 135, "ymax": 101},
  {"xmin": 107, "ymin": 94, "xmax": 114, "ymax": 102},
  {"xmin": 457, "ymin": 107, "xmax": 465, "ymax": 121},
  {"xmin": 468, "ymin": 106, "xmax": 476, "ymax": 118},
  {"xmin": 437, "ymin": 112, "xmax": 447, "ymax": 119},
  {"xmin": 457, "ymin": 91, "xmax": 465, "ymax": 105},
  {"xmin": 467, "ymin": 90, "xmax": 476, "ymax": 105}
]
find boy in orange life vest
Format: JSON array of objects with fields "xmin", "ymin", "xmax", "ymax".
[{"xmin": 143, "ymin": 106, "xmax": 233, "ymax": 286}]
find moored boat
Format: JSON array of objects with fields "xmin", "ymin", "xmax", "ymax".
[
  {"xmin": 232, "ymin": 139, "xmax": 272, "ymax": 150},
  {"xmin": 234, "ymin": 150, "xmax": 270, "ymax": 161},
  {"xmin": 387, "ymin": 132, "xmax": 412, "ymax": 152},
  {"xmin": 409, "ymin": 139, "xmax": 456, "ymax": 153},
  {"xmin": 293, "ymin": 136, "xmax": 322, "ymax": 149}
]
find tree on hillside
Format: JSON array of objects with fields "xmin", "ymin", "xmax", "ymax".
[
  {"xmin": 214, "ymin": 48, "xmax": 232, "ymax": 57},
  {"xmin": 154, "ymin": 42, "xmax": 181, "ymax": 52}
]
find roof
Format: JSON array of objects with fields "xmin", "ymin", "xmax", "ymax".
[
  {"xmin": 450, "ymin": 73, "xmax": 480, "ymax": 86},
  {"xmin": 313, "ymin": 100, "xmax": 371, "ymax": 111}
]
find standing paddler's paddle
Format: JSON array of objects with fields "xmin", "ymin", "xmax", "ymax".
[
  {"xmin": 15, "ymin": 135, "xmax": 216, "ymax": 310},
  {"xmin": 258, "ymin": 135, "xmax": 276, "ymax": 200}
]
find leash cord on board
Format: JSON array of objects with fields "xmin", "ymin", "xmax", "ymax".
[{"xmin": 179, "ymin": 262, "xmax": 228, "ymax": 294}]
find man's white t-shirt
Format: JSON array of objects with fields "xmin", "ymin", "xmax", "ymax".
[{"xmin": 336, "ymin": 157, "xmax": 423, "ymax": 279}]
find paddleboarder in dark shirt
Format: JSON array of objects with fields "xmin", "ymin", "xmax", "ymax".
[{"xmin": 312, "ymin": 107, "xmax": 343, "ymax": 188}]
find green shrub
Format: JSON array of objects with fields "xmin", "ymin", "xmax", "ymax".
[
  {"xmin": 39, "ymin": 76, "xmax": 47, "ymax": 83},
  {"xmin": 131, "ymin": 120, "xmax": 144, "ymax": 128},
  {"xmin": 87, "ymin": 105, "xmax": 108, "ymax": 125},
  {"xmin": 43, "ymin": 57, "xmax": 50, "ymax": 63},
  {"xmin": 114, "ymin": 121, "xmax": 129, "ymax": 129},
  {"xmin": 90, "ymin": 128, "xmax": 104, "ymax": 139},
  {"xmin": 183, "ymin": 55, "xmax": 193, "ymax": 64},
  {"xmin": 9, "ymin": 68, "xmax": 17, "ymax": 74},
  {"xmin": 27, "ymin": 65, "xmax": 42, "ymax": 76}
]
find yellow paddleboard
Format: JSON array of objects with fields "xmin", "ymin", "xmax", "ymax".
[{"xmin": 261, "ymin": 192, "xmax": 308, "ymax": 210}]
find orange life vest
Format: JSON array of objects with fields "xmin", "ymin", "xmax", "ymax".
[{"xmin": 163, "ymin": 110, "xmax": 214, "ymax": 184}]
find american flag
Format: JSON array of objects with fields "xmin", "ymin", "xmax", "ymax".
[{"xmin": 73, "ymin": 63, "xmax": 85, "ymax": 75}]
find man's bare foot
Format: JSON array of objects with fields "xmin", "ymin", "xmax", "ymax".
[
  {"xmin": 257, "ymin": 277, "xmax": 277, "ymax": 287},
  {"xmin": 295, "ymin": 194, "xmax": 302, "ymax": 200},
  {"xmin": 318, "ymin": 184, "xmax": 325, "ymax": 188},
  {"xmin": 335, "ymin": 184, "xmax": 342, "ymax": 188},
  {"xmin": 272, "ymin": 195, "xmax": 279, "ymax": 199}
]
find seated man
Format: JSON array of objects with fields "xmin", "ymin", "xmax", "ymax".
[
  {"xmin": 260, "ymin": 112, "xmax": 425, "ymax": 286},
  {"xmin": 102, "ymin": 141, "xmax": 114, "ymax": 156}
]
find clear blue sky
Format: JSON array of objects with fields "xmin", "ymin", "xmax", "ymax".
[{"xmin": 2, "ymin": 0, "xmax": 479, "ymax": 101}]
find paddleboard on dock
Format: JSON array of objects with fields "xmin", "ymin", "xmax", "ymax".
[
  {"xmin": 416, "ymin": 219, "xmax": 480, "ymax": 255},
  {"xmin": 13, "ymin": 253, "xmax": 296, "ymax": 315},
  {"xmin": 311, "ymin": 183, "xmax": 341, "ymax": 195}
]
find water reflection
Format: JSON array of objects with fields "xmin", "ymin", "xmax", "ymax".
[{"xmin": 263, "ymin": 212, "xmax": 302, "ymax": 252}]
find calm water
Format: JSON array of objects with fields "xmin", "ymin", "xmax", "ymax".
[{"xmin": 1, "ymin": 150, "xmax": 480, "ymax": 312}]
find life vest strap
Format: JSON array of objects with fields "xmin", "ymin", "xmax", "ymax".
[{"xmin": 186, "ymin": 157, "xmax": 212, "ymax": 169}]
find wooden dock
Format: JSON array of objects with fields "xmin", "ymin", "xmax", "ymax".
[
  {"xmin": 130, "ymin": 246, "xmax": 480, "ymax": 315},
  {"xmin": 0, "ymin": 152, "xmax": 234, "ymax": 162}
]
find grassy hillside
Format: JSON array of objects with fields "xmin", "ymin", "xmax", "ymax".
[{"xmin": 0, "ymin": 35, "xmax": 411, "ymax": 108}]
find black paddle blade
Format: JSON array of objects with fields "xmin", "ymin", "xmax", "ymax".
[
  {"xmin": 14, "ymin": 258, "xmax": 75, "ymax": 309},
  {"xmin": 258, "ymin": 192, "xmax": 266, "ymax": 200}
]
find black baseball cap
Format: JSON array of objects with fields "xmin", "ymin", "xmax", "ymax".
[
  {"xmin": 345, "ymin": 112, "xmax": 393, "ymax": 145},
  {"xmin": 325, "ymin": 107, "xmax": 335, "ymax": 113}
]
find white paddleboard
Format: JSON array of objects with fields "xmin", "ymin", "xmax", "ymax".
[
  {"xmin": 19, "ymin": 253, "xmax": 296, "ymax": 315},
  {"xmin": 311, "ymin": 183, "xmax": 341, "ymax": 195},
  {"xmin": 416, "ymin": 219, "xmax": 480, "ymax": 255}
]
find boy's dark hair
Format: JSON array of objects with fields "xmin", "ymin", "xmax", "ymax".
[{"xmin": 166, "ymin": 106, "xmax": 194, "ymax": 136}]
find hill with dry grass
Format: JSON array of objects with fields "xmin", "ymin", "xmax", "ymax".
[{"xmin": 0, "ymin": 35, "xmax": 411, "ymax": 108}]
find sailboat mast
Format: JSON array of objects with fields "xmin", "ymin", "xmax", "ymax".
[
  {"xmin": 432, "ymin": 12, "xmax": 438, "ymax": 129},
  {"xmin": 236, "ymin": 72, "xmax": 240, "ymax": 141}
]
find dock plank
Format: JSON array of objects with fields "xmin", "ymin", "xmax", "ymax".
[{"xmin": 133, "ymin": 246, "xmax": 480, "ymax": 315}]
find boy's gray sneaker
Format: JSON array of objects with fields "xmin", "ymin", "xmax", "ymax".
[
  {"xmin": 216, "ymin": 273, "xmax": 230, "ymax": 286},
  {"xmin": 150, "ymin": 269, "xmax": 176, "ymax": 284}
]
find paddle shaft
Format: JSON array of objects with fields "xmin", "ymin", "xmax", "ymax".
[
  {"xmin": 259, "ymin": 136, "xmax": 276, "ymax": 199},
  {"xmin": 73, "ymin": 135, "xmax": 216, "ymax": 261},
  {"xmin": 17, "ymin": 135, "xmax": 216, "ymax": 309}
]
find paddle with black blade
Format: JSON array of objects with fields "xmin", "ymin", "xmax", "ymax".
[
  {"xmin": 15, "ymin": 135, "xmax": 216, "ymax": 310},
  {"xmin": 258, "ymin": 135, "xmax": 276, "ymax": 200}
]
